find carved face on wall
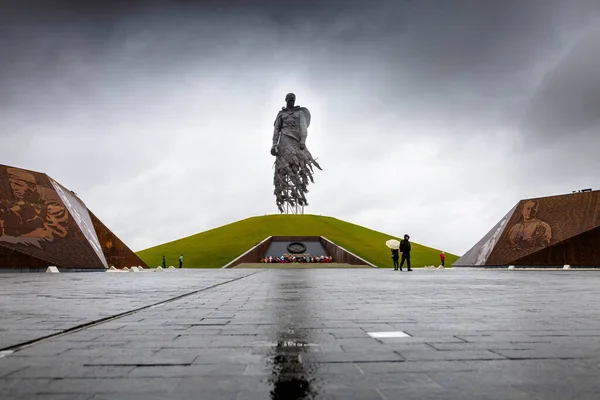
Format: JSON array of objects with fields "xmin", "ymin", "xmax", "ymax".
[
  {"xmin": 7, "ymin": 168, "xmax": 38, "ymax": 201},
  {"xmin": 521, "ymin": 200, "xmax": 538, "ymax": 220}
]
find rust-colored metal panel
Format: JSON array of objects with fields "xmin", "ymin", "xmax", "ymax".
[
  {"xmin": 0, "ymin": 164, "xmax": 145, "ymax": 270},
  {"xmin": 88, "ymin": 211, "xmax": 148, "ymax": 269},
  {"xmin": 486, "ymin": 191, "xmax": 600, "ymax": 266},
  {"xmin": 511, "ymin": 226, "xmax": 600, "ymax": 267},
  {"xmin": 0, "ymin": 244, "xmax": 53, "ymax": 269},
  {"xmin": 0, "ymin": 164, "xmax": 105, "ymax": 269}
]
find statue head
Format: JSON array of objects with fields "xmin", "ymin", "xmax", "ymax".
[{"xmin": 285, "ymin": 93, "xmax": 296, "ymax": 108}]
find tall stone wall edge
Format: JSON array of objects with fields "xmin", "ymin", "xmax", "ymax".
[{"xmin": 221, "ymin": 236, "xmax": 273, "ymax": 269}]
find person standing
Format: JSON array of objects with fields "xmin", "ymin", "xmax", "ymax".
[
  {"xmin": 161, "ymin": 255, "xmax": 166, "ymax": 269},
  {"xmin": 399, "ymin": 234, "xmax": 413, "ymax": 271},
  {"xmin": 179, "ymin": 254, "xmax": 183, "ymax": 269},
  {"xmin": 391, "ymin": 247, "xmax": 400, "ymax": 270},
  {"xmin": 440, "ymin": 251, "xmax": 446, "ymax": 267}
]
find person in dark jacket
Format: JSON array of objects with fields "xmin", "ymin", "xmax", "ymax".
[
  {"xmin": 399, "ymin": 234, "xmax": 413, "ymax": 271},
  {"xmin": 391, "ymin": 247, "xmax": 400, "ymax": 270}
]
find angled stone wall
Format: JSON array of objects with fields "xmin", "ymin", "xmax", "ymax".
[
  {"xmin": 455, "ymin": 190, "xmax": 600, "ymax": 267},
  {"xmin": 0, "ymin": 164, "xmax": 147, "ymax": 270}
]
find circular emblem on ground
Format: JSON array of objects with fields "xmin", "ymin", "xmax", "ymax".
[{"xmin": 287, "ymin": 242, "xmax": 307, "ymax": 254}]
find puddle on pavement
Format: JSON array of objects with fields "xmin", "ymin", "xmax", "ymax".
[{"xmin": 269, "ymin": 338, "xmax": 315, "ymax": 400}]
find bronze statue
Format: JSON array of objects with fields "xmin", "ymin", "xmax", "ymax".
[{"xmin": 271, "ymin": 93, "xmax": 322, "ymax": 213}]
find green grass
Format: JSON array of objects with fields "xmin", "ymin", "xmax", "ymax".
[{"xmin": 136, "ymin": 214, "xmax": 459, "ymax": 268}]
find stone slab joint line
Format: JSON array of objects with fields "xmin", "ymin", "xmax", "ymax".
[{"xmin": 0, "ymin": 271, "xmax": 263, "ymax": 357}]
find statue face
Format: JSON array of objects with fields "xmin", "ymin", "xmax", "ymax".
[{"xmin": 285, "ymin": 93, "xmax": 296, "ymax": 103}]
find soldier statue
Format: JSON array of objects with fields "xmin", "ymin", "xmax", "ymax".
[{"xmin": 271, "ymin": 93, "xmax": 321, "ymax": 213}]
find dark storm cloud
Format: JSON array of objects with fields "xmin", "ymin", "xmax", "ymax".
[
  {"xmin": 298, "ymin": 0, "xmax": 600, "ymax": 130},
  {"xmin": 3, "ymin": 0, "xmax": 596, "ymax": 91},
  {"xmin": 524, "ymin": 25, "xmax": 600, "ymax": 139}
]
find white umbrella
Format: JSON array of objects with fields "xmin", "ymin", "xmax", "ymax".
[{"xmin": 386, "ymin": 239, "xmax": 400, "ymax": 249}]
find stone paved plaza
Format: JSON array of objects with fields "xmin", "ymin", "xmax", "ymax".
[{"xmin": 1, "ymin": 269, "xmax": 600, "ymax": 399}]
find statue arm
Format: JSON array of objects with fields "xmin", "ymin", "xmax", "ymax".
[
  {"xmin": 272, "ymin": 114, "xmax": 282, "ymax": 146},
  {"xmin": 299, "ymin": 111, "xmax": 308, "ymax": 145}
]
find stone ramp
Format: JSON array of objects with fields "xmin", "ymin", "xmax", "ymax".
[{"xmin": 233, "ymin": 262, "xmax": 371, "ymax": 268}]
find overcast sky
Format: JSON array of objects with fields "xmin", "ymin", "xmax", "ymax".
[{"xmin": 1, "ymin": 0, "xmax": 600, "ymax": 255}]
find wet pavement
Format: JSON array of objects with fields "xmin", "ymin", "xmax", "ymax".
[{"xmin": 1, "ymin": 269, "xmax": 600, "ymax": 399}]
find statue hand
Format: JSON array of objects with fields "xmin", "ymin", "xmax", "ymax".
[
  {"xmin": 270, "ymin": 146, "xmax": 278, "ymax": 156},
  {"xmin": 299, "ymin": 143, "xmax": 306, "ymax": 150}
]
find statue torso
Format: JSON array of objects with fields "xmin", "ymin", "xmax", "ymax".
[{"xmin": 277, "ymin": 107, "xmax": 302, "ymax": 141}]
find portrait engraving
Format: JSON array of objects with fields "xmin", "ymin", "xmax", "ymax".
[
  {"xmin": 507, "ymin": 200, "xmax": 552, "ymax": 251},
  {"xmin": 0, "ymin": 167, "xmax": 68, "ymax": 248}
]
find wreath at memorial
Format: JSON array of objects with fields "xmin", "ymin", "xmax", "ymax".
[{"xmin": 287, "ymin": 242, "xmax": 307, "ymax": 254}]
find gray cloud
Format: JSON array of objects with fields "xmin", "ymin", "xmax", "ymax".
[
  {"xmin": 1, "ymin": 0, "xmax": 599, "ymax": 255},
  {"xmin": 524, "ymin": 25, "xmax": 600, "ymax": 139}
]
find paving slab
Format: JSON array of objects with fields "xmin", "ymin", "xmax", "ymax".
[
  {"xmin": 1, "ymin": 269, "xmax": 600, "ymax": 399},
  {"xmin": 0, "ymin": 270, "xmax": 255, "ymax": 349}
]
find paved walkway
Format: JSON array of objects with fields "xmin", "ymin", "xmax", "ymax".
[{"xmin": 1, "ymin": 269, "xmax": 600, "ymax": 399}]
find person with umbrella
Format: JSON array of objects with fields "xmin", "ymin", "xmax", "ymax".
[{"xmin": 386, "ymin": 239, "xmax": 401, "ymax": 271}]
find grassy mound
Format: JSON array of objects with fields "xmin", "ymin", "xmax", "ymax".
[{"xmin": 136, "ymin": 214, "xmax": 459, "ymax": 268}]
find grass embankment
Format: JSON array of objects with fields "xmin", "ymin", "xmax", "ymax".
[{"xmin": 136, "ymin": 214, "xmax": 459, "ymax": 268}]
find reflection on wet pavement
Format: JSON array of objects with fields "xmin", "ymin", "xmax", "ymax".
[
  {"xmin": 269, "ymin": 339, "xmax": 314, "ymax": 399},
  {"xmin": 269, "ymin": 271, "xmax": 319, "ymax": 399}
]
